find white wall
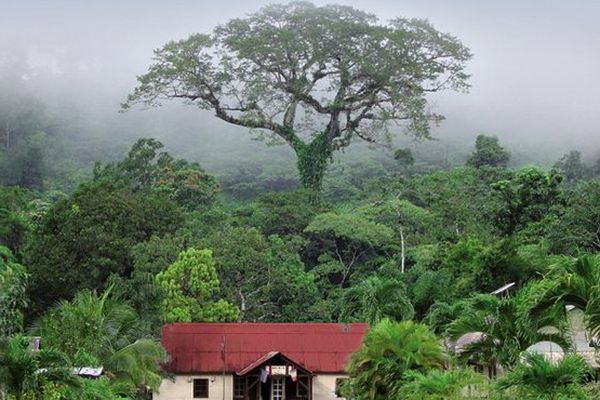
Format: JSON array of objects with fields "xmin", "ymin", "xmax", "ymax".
[
  {"xmin": 312, "ymin": 374, "xmax": 346, "ymax": 400},
  {"xmin": 153, "ymin": 373, "xmax": 347, "ymax": 400},
  {"xmin": 153, "ymin": 374, "xmax": 233, "ymax": 400}
]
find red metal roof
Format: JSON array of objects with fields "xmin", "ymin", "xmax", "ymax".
[{"xmin": 160, "ymin": 323, "xmax": 368, "ymax": 374}]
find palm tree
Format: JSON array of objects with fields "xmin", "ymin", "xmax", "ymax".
[
  {"xmin": 340, "ymin": 275, "xmax": 414, "ymax": 324},
  {"xmin": 35, "ymin": 287, "xmax": 139, "ymax": 358},
  {"xmin": 0, "ymin": 335, "xmax": 73, "ymax": 399},
  {"xmin": 398, "ymin": 368, "xmax": 488, "ymax": 400},
  {"xmin": 495, "ymin": 352, "xmax": 591, "ymax": 399},
  {"xmin": 106, "ymin": 338, "xmax": 165, "ymax": 396},
  {"xmin": 524, "ymin": 255, "xmax": 600, "ymax": 339},
  {"xmin": 34, "ymin": 287, "xmax": 165, "ymax": 396},
  {"xmin": 446, "ymin": 288, "xmax": 570, "ymax": 370},
  {"xmin": 345, "ymin": 319, "xmax": 444, "ymax": 400}
]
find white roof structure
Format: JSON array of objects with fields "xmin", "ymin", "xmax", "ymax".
[
  {"xmin": 490, "ymin": 282, "xmax": 516, "ymax": 295},
  {"xmin": 72, "ymin": 367, "xmax": 103, "ymax": 377}
]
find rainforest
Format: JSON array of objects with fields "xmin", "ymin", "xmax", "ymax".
[{"xmin": 1, "ymin": 1, "xmax": 600, "ymax": 399}]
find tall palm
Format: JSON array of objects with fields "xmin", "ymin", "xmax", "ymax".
[
  {"xmin": 524, "ymin": 255, "xmax": 600, "ymax": 339},
  {"xmin": 106, "ymin": 338, "xmax": 165, "ymax": 395},
  {"xmin": 495, "ymin": 352, "xmax": 591, "ymax": 399},
  {"xmin": 0, "ymin": 335, "xmax": 73, "ymax": 399},
  {"xmin": 34, "ymin": 287, "xmax": 165, "ymax": 395},
  {"xmin": 345, "ymin": 319, "xmax": 444, "ymax": 400},
  {"xmin": 35, "ymin": 287, "xmax": 138, "ymax": 358},
  {"xmin": 340, "ymin": 275, "xmax": 414, "ymax": 324},
  {"xmin": 446, "ymin": 288, "xmax": 570, "ymax": 370}
]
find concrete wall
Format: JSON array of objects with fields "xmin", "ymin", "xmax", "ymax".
[
  {"xmin": 312, "ymin": 374, "xmax": 346, "ymax": 400},
  {"xmin": 153, "ymin": 374, "xmax": 234, "ymax": 400}
]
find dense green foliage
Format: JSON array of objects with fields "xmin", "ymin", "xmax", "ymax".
[
  {"xmin": 447, "ymin": 290, "xmax": 569, "ymax": 369},
  {"xmin": 397, "ymin": 368, "xmax": 487, "ymax": 400},
  {"xmin": 26, "ymin": 179, "xmax": 184, "ymax": 315},
  {"xmin": 0, "ymin": 335, "xmax": 75, "ymax": 400},
  {"xmin": 495, "ymin": 352, "xmax": 591, "ymax": 399},
  {"xmin": 466, "ymin": 134, "xmax": 511, "ymax": 169},
  {"xmin": 344, "ymin": 319, "xmax": 445, "ymax": 399},
  {"xmin": 94, "ymin": 138, "xmax": 220, "ymax": 210},
  {"xmin": 155, "ymin": 248, "xmax": 239, "ymax": 323},
  {"xmin": 0, "ymin": 246, "xmax": 28, "ymax": 337},
  {"xmin": 0, "ymin": 129, "xmax": 600, "ymax": 399},
  {"xmin": 35, "ymin": 288, "xmax": 165, "ymax": 396},
  {"xmin": 4, "ymin": 128, "xmax": 600, "ymax": 397}
]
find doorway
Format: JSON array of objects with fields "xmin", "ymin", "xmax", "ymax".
[{"xmin": 271, "ymin": 376, "xmax": 285, "ymax": 400}]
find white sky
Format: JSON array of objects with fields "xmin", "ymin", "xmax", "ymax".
[{"xmin": 1, "ymin": 0, "xmax": 599, "ymax": 153}]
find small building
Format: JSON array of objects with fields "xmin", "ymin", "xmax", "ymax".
[{"xmin": 154, "ymin": 323, "xmax": 367, "ymax": 400}]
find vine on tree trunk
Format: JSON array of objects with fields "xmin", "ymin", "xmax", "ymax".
[{"xmin": 294, "ymin": 132, "xmax": 332, "ymax": 190}]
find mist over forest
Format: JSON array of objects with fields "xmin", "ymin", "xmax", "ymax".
[
  {"xmin": 3, "ymin": 1, "xmax": 600, "ymax": 399},
  {"xmin": 2, "ymin": 0, "xmax": 599, "ymax": 194}
]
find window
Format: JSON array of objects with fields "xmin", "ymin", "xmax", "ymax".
[
  {"xmin": 233, "ymin": 376, "xmax": 245, "ymax": 399},
  {"xmin": 271, "ymin": 376, "xmax": 285, "ymax": 400},
  {"xmin": 193, "ymin": 378, "xmax": 209, "ymax": 398}
]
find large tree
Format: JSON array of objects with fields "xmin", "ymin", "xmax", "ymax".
[
  {"xmin": 155, "ymin": 248, "xmax": 239, "ymax": 323},
  {"xmin": 123, "ymin": 2, "xmax": 471, "ymax": 189},
  {"xmin": 466, "ymin": 134, "xmax": 511, "ymax": 169},
  {"xmin": 199, "ymin": 227, "xmax": 321, "ymax": 322},
  {"xmin": 26, "ymin": 180, "xmax": 184, "ymax": 315}
]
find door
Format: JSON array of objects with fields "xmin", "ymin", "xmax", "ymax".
[{"xmin": 270, "ymin": 377, "xmax": 285, "ymax": 400}]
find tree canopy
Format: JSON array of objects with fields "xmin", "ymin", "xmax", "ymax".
[
  {"xmin": 124, "ymin": 1, "xmax": 471, "ymax": 189},
  {"xmin": 466, "ymin": 134, "xmax": 511, "ymax": 169},
  {"xmin": 26, "ymin": 179, "xmax": 184, "ymax": 315},
  {"xmin": 0, "ymin": 246, "xmax": 28, "ymax": 337},
  {"xmin": 155, "ymin": 248, "xmax": 239, "ymax": 323}
]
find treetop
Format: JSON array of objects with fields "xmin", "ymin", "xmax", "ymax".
[{"xmin": 124, "ymin": 1, "xmax": 471, "ymax": 148}]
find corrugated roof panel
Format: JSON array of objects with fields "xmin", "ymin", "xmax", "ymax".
[{"xmin": 160, "ymin": 323, "xmax": 367, "ymax": 374}]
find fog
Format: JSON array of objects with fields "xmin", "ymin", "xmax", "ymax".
[{"xmin": 2, "ymin": 0, "xmax": 600, "ymax": 173}]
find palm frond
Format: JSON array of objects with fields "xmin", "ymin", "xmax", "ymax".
[
  {"xmin": 497, "ymin": 352, "xmax": 590, "ymax": 396},
  {"xmin": 106, "ymin": 338, "xmax": 166, "ymax": 392}
]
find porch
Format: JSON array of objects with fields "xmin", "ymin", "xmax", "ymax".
[{"xmin": 234, "ymin": 352, "xmax": 313, "ymax": 400}]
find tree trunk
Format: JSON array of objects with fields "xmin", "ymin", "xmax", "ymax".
[
  {"xmin": 294, "ymin": 133, "xmax": 332, "ymax": 190},
  {"xmin": 238, "ymin": 287, "xmax": 246, "ymax": 322},
  {"xmin": 399, "ymin": 226, "xmax": 405, "ymax": 273}
]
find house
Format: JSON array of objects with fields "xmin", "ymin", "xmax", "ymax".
[{"xmin": 154, "ymin": 323, "xmax": 368, "ymax": 400}]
